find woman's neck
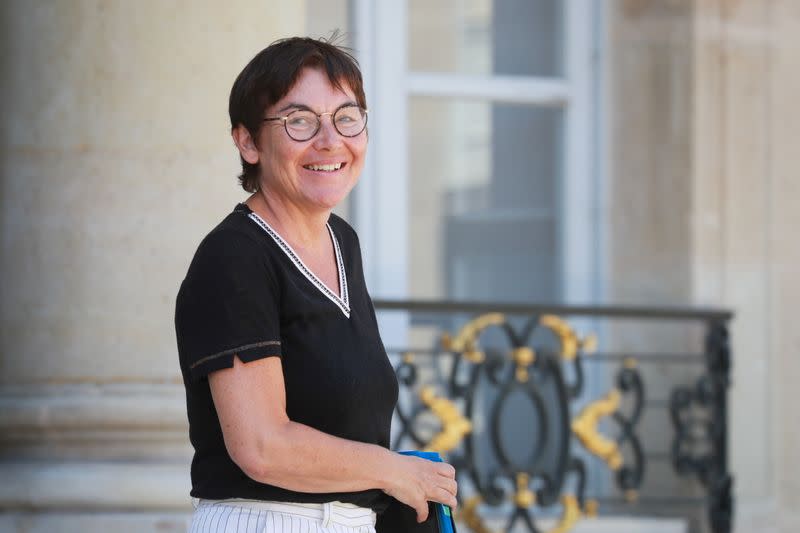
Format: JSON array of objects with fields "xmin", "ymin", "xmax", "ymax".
[{"xmin": 246, "ymin": 190, "xmax": 331, "ymax": 251}]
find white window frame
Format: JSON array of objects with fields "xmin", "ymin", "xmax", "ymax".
[{"xmin": 352, "ymin": 0, "xmax": 602, "ymax": 346}]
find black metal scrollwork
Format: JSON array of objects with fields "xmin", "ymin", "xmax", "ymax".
[
  {"xmin": 670, "ymin": 322, "xmax": 733, "ymax": 533},
  {"xmin": 613, "ymin": 365, "xmax": 645, "ymax": 495},
  {"xmin": 378, "ymin": 299, "xmax": 733, "ymax": 533},
  {"xmin": 391, "ymin": 314, "xmax": 621, "ymax": 533}
]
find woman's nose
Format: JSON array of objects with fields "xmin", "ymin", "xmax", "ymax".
[{"xmin": 313, "ymin": 115, "xmax": 342, "ymax": 148}]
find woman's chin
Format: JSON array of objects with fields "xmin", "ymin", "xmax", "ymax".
[{"xmin": 303, "ymin": 186, "xmax": 355, "ymax": 212}]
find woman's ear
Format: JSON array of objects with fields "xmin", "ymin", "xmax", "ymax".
[{"xmin": 231, "ymin": 125, "xmax": 260, "ymax": 165}]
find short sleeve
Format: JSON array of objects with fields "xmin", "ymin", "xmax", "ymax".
[{"xmin": 175, "ymin": 229, "xmax": 282, "ymax": 382}]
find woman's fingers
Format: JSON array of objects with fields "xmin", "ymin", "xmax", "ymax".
[
  {"xmin": 431, "ymin": 485, "xmax": 458, "ymax": 509},
  {"xmin": 414, "ymin": 500, "xmax": 429, "ymax": 523},
  {"xmin": 437, "ymin": 470, "xmax": 457, "ymax": 486},
  {"xmin": 437, "ymin": 462, "xmax": 456, "ymax": 478},
  {"xmin": 433, "ymin": 466, "xmax": 457, "ymax": 499},
  {"xmin": 426, "ymin": 461, "xmax": 457, "ymax": 502}
]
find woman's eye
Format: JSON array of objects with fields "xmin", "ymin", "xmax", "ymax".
[{"xmin": 336, "ymin": 109, "xmax": 362, "ymax": 124}]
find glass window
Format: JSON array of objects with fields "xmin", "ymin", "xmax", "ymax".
[
  {"xmin": 409, "ymin": 97, "xmax": 564, "ymax": 302},
  {"xmin": 408, "ymin": 0, "xmax": 563, "ymax": 77}
]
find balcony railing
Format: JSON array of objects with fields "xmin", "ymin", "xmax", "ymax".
[{"xmin": 374, "ymin": 299, "xmax": 733, "ymax": 533}]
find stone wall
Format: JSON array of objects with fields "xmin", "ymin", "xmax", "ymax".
[
  {"xmin": 691, "ymin": 1, "xmax": 800, "ymax": 531},
  {"xmin": 609, "ymin": 1, "xmax": 800, "ymax": 532},
  {"xmin": 0, "ymin": 1, "xmax": 305, "ymax": 531}
]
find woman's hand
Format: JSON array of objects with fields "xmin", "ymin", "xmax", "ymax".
[{"xmin": 383, "ymin": 453, "xmax": 458, "ymax": 523}]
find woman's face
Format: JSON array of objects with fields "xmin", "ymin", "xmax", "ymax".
[{"xmin": 255, "ymin": 67, "xmax": 367, "ymax": 213}]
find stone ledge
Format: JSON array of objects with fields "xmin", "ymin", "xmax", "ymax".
[
  {"xmin": 0, "ymin": 383, "xmax": 187, "ymax": 432},
  {"xmin": 565, "ymin": 517, "xmax": 686, "ymax": 533},
  {"xmin": 0, "ymin": 383, "xmax": 192, "ymax": 460},
  {"xmin": 0, "ymin": 512, "xmax": 192, "ymax": 533},
  {"xmin": 0, "ymin": 461, "xmax": 192, "ymax": 511},
  {"xmin": 0, "ymin": 513, "xmax": 689, "ymax": 533},
  {"xmin": 475, "ymin": 516, "xmax": 686, "ymax": 533}
]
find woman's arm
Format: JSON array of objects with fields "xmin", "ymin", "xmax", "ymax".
[{"xmin": 209, "ymin": 355, "xmax": 457, "ymax": 522}]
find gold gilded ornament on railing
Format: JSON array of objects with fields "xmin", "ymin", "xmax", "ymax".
[
  {"xmin": 513, "ymin": 472, "xmax": 537, "ymax": 508},
  {"xmin": 441, "ymin": 312, "xmax": 505, "ymax": 363},
  {"xmin": 419, "ymin": 386, "xmax": 472, "ymax": 453},
  {"xmin": 539, "ymin": 315, "xmax": 598, "ymax": 361},
  {"xmin": 584, "ymin": 498, "xmax": 599, "ymax": 518},
  {"xmin": 571, "ymin": 389, "xmax": 623, "ymax": 470},
  {"xmin": 460, "ymin": 496, "xmax": 495, "ymax": 533},
  {"xmin": 547, "ymin": 494, "xmax": 581, "ymax": 533},
  {"xmin": 435, "ymin": 312, "xmax": 606, "ymax": 533},
  {"xmin": 512, "ymin": 346, "xmax": 536, "ymax": 382}
]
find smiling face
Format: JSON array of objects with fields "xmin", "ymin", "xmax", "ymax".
[{"xmin": 246, "ymin": 67, "xmax": 367, "ymax": 215}]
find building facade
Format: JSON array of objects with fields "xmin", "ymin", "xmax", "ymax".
[{"xmin": 1, "ymin": 1, "xmax": 798, "ymax": 532}]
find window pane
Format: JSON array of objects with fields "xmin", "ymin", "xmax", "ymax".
[
  {"xmin": 409, "ymin": 0, "xmax": 563, "ymax": 77},
  {"xmin": 409, "ymin": 97, "xmax": 564, "ymax": 303}
]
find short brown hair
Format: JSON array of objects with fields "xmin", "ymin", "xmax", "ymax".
[{"xmin": 229, "ymin": 35, "xmax": 366, "ymax": 193}]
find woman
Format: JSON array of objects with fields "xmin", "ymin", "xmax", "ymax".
[{"xmin": 175, "ymin": 36, "xmax": 457, "ymax": 533}]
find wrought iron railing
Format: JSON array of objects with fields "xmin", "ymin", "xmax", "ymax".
[{"xmin": 374, "ymin": 300, "xmax": 733, "ymax": 533}]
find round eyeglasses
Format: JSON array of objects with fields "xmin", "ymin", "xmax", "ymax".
[{"xmin": 263, "ymin": 104, "xmax": 368, "ymax": 142}]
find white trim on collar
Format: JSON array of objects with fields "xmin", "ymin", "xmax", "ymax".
[{"xmin": 247, "ymin": 212, "xmax": 351, "ymax": 318}]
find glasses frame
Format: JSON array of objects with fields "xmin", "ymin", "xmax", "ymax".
[{"xmin": 263, "ymin": 104, "xmax": 369, "ymax": 142}]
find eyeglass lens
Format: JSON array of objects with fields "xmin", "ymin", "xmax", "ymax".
[{"xmin": 284, "ymin": 106, "xmax": 367, "ymax": 141}]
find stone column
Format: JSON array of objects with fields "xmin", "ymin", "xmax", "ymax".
[
  {"xmin": 692, "ymin": 1, "xmax": 800, "ymax": 531},
  {"xmin": 0, "ymin": 1, "xmax": 305, "ymax": 531},
  {"xmin": 767, "ymin": 4, "xmax": 800, "ymax": 531},
  {"xmin": 608, "ymin": 3, "xmax": 799, "ymax": 531},
  {"xmin": 605, "ymin": 0, "xmax": 701, "ymax": 504},
  {"xmin": 692, "ymin": 1, "xmax": 773, "ymax": 527}
]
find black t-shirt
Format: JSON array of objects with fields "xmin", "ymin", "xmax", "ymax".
[{"xmin": 175, "ymin": 203, "xmax": 399, "ymax": 511}]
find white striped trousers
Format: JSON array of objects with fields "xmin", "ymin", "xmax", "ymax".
[{"xmin": 189, "ymin": 499, "xmax": 377, "ymax": 533}]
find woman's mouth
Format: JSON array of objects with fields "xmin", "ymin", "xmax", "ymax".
[{"xmin": 303, "ymin": 162, "xmax": 346, "ymax": 172}]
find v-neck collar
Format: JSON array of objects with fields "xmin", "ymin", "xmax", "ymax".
[{"xmin": 246, "ymin": 210, "xmax": 351, "ymax": 319}]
